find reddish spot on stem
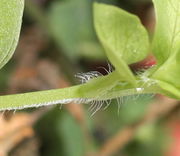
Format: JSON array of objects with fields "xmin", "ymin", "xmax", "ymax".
[{"xmin": 130, "ymin": 54, "xmax": 157, "ymax": 72}]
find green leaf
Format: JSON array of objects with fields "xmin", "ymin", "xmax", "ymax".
[
  {"xmin": 152, "ymin": 0, "xmax": 180, "ymax": 64},
  {"xmin": 58, "ymin": 112, "xmax": 84, "ymax": 156},
  {"xmin": 94, "ymin": 3, "xmax": 150, "ymax": 85},
  {"xmin": 0, "ymin": 0, "xmax": 24, "ymax": 69},
  {"xmin": 151, "ymin": 0, "xmax": 180, "ymax": 99}
]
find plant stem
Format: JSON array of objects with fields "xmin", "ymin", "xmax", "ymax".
[{"xmin": 0, "ymin": 72, "xmax": 160, "ymax": 111}]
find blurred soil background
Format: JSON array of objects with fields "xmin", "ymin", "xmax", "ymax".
[{"xmin": 0, "ymin": 0, "xmax": 179, "ymax": 156}]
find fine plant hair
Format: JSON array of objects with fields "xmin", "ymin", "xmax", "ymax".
[{"xmin": 75, "ymin": 66, "xmax": 155, "ymax": 115}]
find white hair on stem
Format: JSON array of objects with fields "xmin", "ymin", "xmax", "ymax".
[
  {"xmin": 0, "ymin": 63, "xmax": 157, "ymax": 115},
  {"xmin": 75, "ymin": 71, "xmax": 103, "ymax": 83}
]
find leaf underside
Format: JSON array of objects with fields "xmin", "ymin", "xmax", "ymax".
[
  {"xmin": 94, "ymin": 3, "xmax": 150, "ymax": 85},
  {"xmin": 0, "ymin": 0, "xmax": 24, "ymax": 69}
]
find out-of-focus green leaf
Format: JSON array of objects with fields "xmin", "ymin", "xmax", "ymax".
[
  {"xmin": 35, "ymin": 108, "xmax": 64, "ymax": 156},
  {"xmin": 94, "ymin": 3, "xmax": 150, "ymax": 85},
  {"xmin": 57, "ymin": 111, "xmax": 85, "ymax": 156},
  {"xmin": 125, "ymin": 123, "xmax": 169, "ymax": 156},
  {"xmin": 0, "ymin": 0, "xmax": 24, "ymax": 69},
  {"xmin": 94, "ymin": 95, "xmax": 153, "ymax": 135},
  {"xmin": 117, "ymin": 95, "xmax": 152, "ymax": 125},
  {"xmin": 78, "ymin": 42, "xmax": 106, "ymax": 60},
  {"xmin": 36, "ymin": 108, "xmax": 85, "ymax": 156},
  {"xmin": 48, "ymin": 0, "xmax": 105, "ymax": 60}
]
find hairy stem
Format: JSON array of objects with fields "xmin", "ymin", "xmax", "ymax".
[{"xmin": 0, "ymin": 72, "xmax": 160, "ymax": 111}]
